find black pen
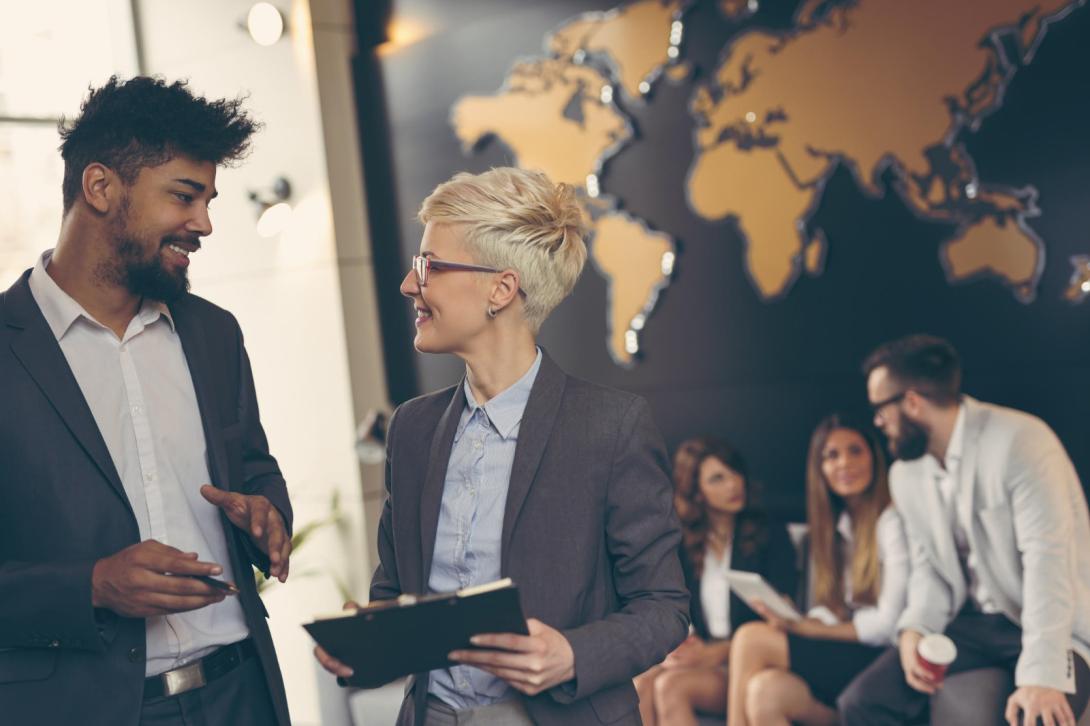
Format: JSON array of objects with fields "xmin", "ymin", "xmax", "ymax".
[{"xmin": 193, "ymin": 574, "xmax": 239, "ymax": 594}]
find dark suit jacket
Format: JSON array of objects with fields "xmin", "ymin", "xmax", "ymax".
[
  {"xmin": 370, "ymin": 351, "xmax": 690, "ymax": 726},
  {"xmin": 680, "ymin": 514, "xmax": 799, "ymax": 641},
  {"xmin": 0, "ymin": 270, "xmax": 292, "ymax": 726}
]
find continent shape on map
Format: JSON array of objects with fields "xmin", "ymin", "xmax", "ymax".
[
  {"xmin": 688, "ymin": 0, "xmax": 1079, "ymax": 300},
  {"xmin": 592, "ymin": 213, "xmax": 675, "ymax": 362},
  {"xmin": 452, "ymin": 58, "xmax": 632, "ymax": 188},
  {"xmin": 547, "ymin": 0, "xmax": 680, "ymax": 100},
  {"xmin": 451, "ymin": 0, "xmax": 682, "ymax": 365}
]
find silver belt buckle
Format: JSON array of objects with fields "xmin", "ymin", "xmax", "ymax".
[{"xmin": 161, "ymin": 661, "xmax": 207, "ymax": 697}]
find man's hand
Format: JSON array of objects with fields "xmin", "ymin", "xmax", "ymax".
[
  {"xmin": 201, "ymin": 485, "xmax": 290, "ymax": 582},
  {"xmin": 314, "ymin": 601, "xmax": 362, "ymax": 679},
  {"xmin": 91, "ymin": 540, "xmax": 232, "ymax": 618},
  {"xmin": 1005, "ymin": 685, "xmax": 1077, "ymax": 726},
  {"xmin": 898, "ymin": 630, "xmax": 940, "ymax": 694},
  {"xmin": 449, "ymin": 618, "xmax": 575, "ymax": 696}
]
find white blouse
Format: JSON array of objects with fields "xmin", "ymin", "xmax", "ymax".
[
  {"xmin": 701, "ymin": 543, "xmax": 733, "ymax": 639},
  {"xmin": 806, "ymin": 506, "xmax": 909, "ymax": 646}
]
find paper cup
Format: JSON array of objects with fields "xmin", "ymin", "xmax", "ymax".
[{"xmin": 916, "ymin": 633, "xmax": 957, "ymax": 683}]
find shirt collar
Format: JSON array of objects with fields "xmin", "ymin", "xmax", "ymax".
[
  {"xmin": 836, "ymin": 510, "xmax": 854, "ymax": 543},
  {"xmin": 926, "ymin": 403, "xmax": 966, "ymax": 477},
  {"xmin": 944, "ymin": 404, "xmax": 966, "ymax": 469},
  {"xmin": 456, "ymin": 348, "xmax": 542, "ymax": 442},
  {"xmin": 28, "ymin": 249, "xmax": 175, "ymax": 340}
]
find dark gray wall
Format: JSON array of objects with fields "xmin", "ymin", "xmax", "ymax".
[{"xmin": 354, "ymin": 0, "xmax": 1090, "ymax": 518}]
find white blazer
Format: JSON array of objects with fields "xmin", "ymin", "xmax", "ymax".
[{"xmin": 891, "ymin": 396, "xmax": 1090, "ymax": 692}]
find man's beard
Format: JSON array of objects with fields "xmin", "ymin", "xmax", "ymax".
[
  {"xmin": 107, "ymin": 196, "xmax": 192, "ymax": 303},
  {"xmin": 116, "ymin": 235, "xmax": 191, "ymax": 303},
  {"xmin": 889, "ymin": 416, "xmax": 929, "ymax": 461}
]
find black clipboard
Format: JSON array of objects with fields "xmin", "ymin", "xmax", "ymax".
[{"xmin": 304, "ymin": 578, "xmax": 528, "ymax": 688}]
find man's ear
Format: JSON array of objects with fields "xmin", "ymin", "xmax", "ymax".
[
  {"xmin": 903, "ymin": 389, "xmax": 926, "ymax": 416},
  {"xmin": 82, "ymin": 163, "xmax": 117, "ymax": 214}
]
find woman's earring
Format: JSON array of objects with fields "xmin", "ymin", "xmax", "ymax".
[{"xmin": 487, "ymin": 305, "xmax": 497, "ymax": 319}]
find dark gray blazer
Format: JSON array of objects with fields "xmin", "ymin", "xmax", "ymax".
[
  {"xmin": 0, "ymin": 270, "xmax": 292, "ymax": 726},
  {"xmin": 371, "ymin": 350, "xmax": 690, "ymax": 726}
]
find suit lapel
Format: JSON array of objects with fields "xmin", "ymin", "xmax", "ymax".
[
  {"xmin": 922, "ymin": 399, "xmax": 983, "ymax": 602},
  {"xmin": 6, "ymin": 273, "xmax": 130, "ymax": 512},
  {"xmin": 170, "ymin": 299, "xmax": 261, "ymax": 595},
  {"xmin": 955, "ymin": 399, "xmax": 987, "ymax": 578},
  {"xmin": 955, "ymin": 399, "xmax": 981, "ymax": 523},
  {"xmin": 419, "ymin": 385, "xmax": 466, "ymax": 588},
  {"xmin": 171, "ymin": 299, "xmax": 229, "ymax": 491},
  {"xmin": 500, "ymin": 351, "xmax": 565, "ymax": 573},
  {"xmin": 922, "ymin": 466, "xmax": 964, "ymax": 598}
]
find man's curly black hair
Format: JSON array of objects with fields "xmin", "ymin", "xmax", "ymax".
[{"xmin": 58, "ymin": 76, "xmax": 261, "ymax": 212}]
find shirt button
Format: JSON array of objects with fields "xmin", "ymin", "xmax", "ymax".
[
  {"xmin": 473, "ymin": 440, "xmax": 482, "ymax": 449},
  {"xmin": 128, "ymin": 647, "xmax": 142, "ymax": 662},
  {"xmin": 131, "ymin": 406, "xmax": 140, "ymax": 415},
  {"xmin": 49, "ymin": 640, "xmax": 60, "ymax": 648},
  {"xmin": 144, "ymin": 472, "xmax": 155, "ymax": 482}
]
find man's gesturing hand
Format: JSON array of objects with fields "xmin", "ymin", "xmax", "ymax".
[
  {"xmin": 449, "ymin": 618, "xmax": 575, "ymax": 696},
  {"xmin": 91, "ymin": 540, "xmax": 232, "ymax": 618},
  {"xmin": 201, "ymin": 485, "xmax": 291, "ymax": 582}
]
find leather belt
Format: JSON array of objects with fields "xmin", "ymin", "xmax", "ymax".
[{"xmin": 144, "ymin": 639, "xmax": 257, "ymax": 700}]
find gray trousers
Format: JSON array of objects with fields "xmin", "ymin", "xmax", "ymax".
[
  {"xmin": 139, "ymin": 653, "xmax": 277, "ymax": 726},
  {"xmin": 839, "ymin": 610, "xmax": 1090, "ymax": 725},
  {"xmin": 424, "ymin": 695, "xmax": 534, "ymax": 725}
]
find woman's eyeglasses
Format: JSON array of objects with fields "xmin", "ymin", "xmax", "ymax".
[
  {"xmin": 410, "ymin": 255, "xmax": 527, "ymax": 297},
  {"xmin": 411, "ymin": 255, "xmax": 500, "ymax": 286}
]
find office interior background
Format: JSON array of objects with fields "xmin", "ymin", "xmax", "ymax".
[{"xmin": 2, "ymin": 0, "xmax": 1089, "ymax": 723}]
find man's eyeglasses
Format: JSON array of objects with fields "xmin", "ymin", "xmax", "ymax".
[
  {"xmin": 410, "ymin": 255, "xmax": 526, "ymax": 297},
  {"xmin": 870, "ymin": 391, "xmax": 907, "ymax": 416}
]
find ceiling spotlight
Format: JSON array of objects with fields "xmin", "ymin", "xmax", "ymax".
[
  {"xmin": 248, "ymin": 176, "xmax": 293, "ymax": 238},
  {"xmin": 246, "ymin": 3, "xmax": 285, "ymax": 46}
]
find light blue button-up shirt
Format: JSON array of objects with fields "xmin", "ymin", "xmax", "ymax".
[{"xmin": 427, "ymin": 349, "xmax": 542, "ymax": 710}]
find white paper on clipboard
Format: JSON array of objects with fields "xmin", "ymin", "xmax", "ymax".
[{"xmin": 724, "ymin": 570, "xmax": 802, "ymax": 622}]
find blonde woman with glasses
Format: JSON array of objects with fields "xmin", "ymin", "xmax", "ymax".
[{"xmin": 316, "ymin": 167, "xmax": 689, "ymax": 726}]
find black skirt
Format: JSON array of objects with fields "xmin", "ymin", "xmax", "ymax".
[{"xmin": 787, "ymin": 633, "xmax": 887, "ymax": 708}]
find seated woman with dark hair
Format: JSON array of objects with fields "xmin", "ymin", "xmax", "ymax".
[
  {"xmin": 635, "ymin": 437, "xmax": 798, "ymax": 725},
  {"xmin": 725, "ymin": 413, "xmax": 909, "ymax": 726}
]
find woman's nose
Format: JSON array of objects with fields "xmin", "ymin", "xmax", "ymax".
[{"xmin": 400, "ymin": 268, "xmax": 419, "ymax": 297}]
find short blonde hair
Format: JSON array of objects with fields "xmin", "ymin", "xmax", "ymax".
[{"xmin": 418, "ymin": 167, "xmax": 588, "ymax": 332}]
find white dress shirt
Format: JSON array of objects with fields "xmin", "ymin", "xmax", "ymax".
[
  {"xmin": 928, "ymin": 405, "xmax": 1000, "ymax": 613},
  {"xmin": 700, "ymin": 543, "xmax": 733, "ymax": 639},
  {"xmin": 808, "ymin": 506, "xmax": 909, "ymax": 646},
  {"xmin": 28, "ymin": 251, "xmax": 249, "ymax": 676}
]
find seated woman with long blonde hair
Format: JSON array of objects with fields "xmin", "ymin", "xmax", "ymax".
[
  {"xmin": 725, "ymin": 413, "xmax": 909, "ymax": 726},
  {"xmin": 635, "ymin": 438, "xmax": 797, "ymax": 725}
]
